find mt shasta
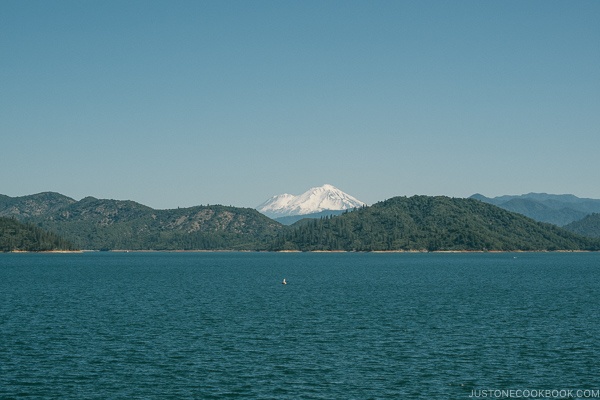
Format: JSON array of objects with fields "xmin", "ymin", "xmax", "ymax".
[{"xmin": 256, "ymin": 184, "xmax": 366, "ymax": 219}]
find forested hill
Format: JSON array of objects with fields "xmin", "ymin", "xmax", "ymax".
[
  {"xmin": 0, "ymin": 217, "xmax": 75, "ymax": 252},
  {"xmin": 0, "ymin": 192, "xmax": 76, "ymax": 218},
  {"xmin": 564, "ymin": 213, "xmax": 600, "ymax": 238},
  {"xmin": 270, "ymin": 196, "xmax": 600, "ymax": 251},
  {"xmin": 28, "ymin": 197, "xmax": 282, "ymax": 250},
  {"xmin": 2, "ymin": 192, "xmax": 599, "ymax": 251}
]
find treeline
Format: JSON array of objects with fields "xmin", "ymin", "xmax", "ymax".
[
  {"xmin": 48, "ymin": 227, "xmax": 272, "ymax": 251},
  {"xmin": 0, "ymin": 217, "xmax": 76, "ymax": 252},
  {"xmin": 269, "ymin": 196, "xmax": 600, "ymax": 251}
]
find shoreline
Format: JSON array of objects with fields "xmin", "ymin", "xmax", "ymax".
[{"xmin": 3, "ymin": 249, "xmax": 596, "ymax": 254}]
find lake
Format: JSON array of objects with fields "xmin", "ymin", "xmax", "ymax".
[{"xmin": 1, "ymin": 252, "xmax": 599, "ymax": 399}]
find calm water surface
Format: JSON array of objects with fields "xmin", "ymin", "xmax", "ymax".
[{"xmin": 1, "ymin": 252, "xmax": 599, "ymax": 399}]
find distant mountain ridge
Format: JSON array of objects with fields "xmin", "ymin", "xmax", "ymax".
[
  {"xmin": 564, "ymin": 213, "xmax": 600, "ymax": 238},
  {"xmin": 256, "ymin": 184, "xmax": 365, "ymax": 218},
  {"xmin": 470, "ymin": 193, "xmax": 600, "ymax": 226},
  {"xmin": 2, "ymin": 191, "xmax": 599, "ymax": 251}
]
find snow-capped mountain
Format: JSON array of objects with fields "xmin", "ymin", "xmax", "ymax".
[{"xmin": 256, "ymin": 184, "xmax": 366, "ymax": 218}]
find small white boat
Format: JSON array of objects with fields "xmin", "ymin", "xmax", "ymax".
[{"xmin": 282, "ymin": 278, "xmax": 287, "ymax": 285}]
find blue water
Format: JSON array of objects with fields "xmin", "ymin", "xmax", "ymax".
[{"xmin": 1, "ymin": 252, "xmax": 599, "ymax": 399}]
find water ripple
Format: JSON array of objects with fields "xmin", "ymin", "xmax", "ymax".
[{"xmin": 1, "ymin": 252, "xmax": 599, "ymax": 398}]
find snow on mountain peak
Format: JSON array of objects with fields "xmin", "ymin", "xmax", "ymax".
[{"xmin": 256, "ymin": 184, "xmax": 366, "ymax": 218}]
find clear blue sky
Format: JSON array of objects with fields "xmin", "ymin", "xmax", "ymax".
[{"xmin": 1, "ymin": 0, "xmax": 599, "ymax": 209}]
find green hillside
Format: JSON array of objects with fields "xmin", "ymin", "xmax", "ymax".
[
  {"xmin": 2, "ymin": 192, "xmax": 598, "ymax": 252},
  {"xmin": 0, "ymin": 217, "xmax": 75, "ymax": 252},
  {"xmin": 564, "ymin": 213, "xmax": 600, "ymax": 238},
  {"xmin": 270, "ymin": 196, "xmax": 599, "ymax": 251},
  {"xmin": 0, "ymin": 192, "xmax": 76, "ymax": 218},
  {"xmin": 29, "ymin": 197, "xmax": 281, "ymax": 250}
]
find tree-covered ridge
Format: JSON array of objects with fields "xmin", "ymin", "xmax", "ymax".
[
  {"xmin": 2, "ymin": 192, "xmax": 599, "ymax": 251},
  {"xmin": 29, "ymin": 198, "xmax": 282, "ymax": 250},
  {"xmin": 564, "ymin": 213, "xmax": 600, "ymax": 238},
  {"xmin": 0, "ymin": 217, "xmax": 75, "ymax": 252},
  {"xmin": 271, "ymin": 196, "xmax": 600, "ymax": 251},
  {"xmin": 0, "ymin": 192, "xmax": 76, "ymax": 219}
]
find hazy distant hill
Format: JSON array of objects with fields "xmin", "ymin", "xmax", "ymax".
[
  {"xmin": 271, "ymin": 196, "xmax": 599, "ymax": 251},
  {"xmin": 470, "ymin": 193, "xmax": 600, "ymax": 226},
  {"xmin": 0, "ymin": 217, "xmax": 75, "ymax": 252},
  {"xmin": 563, "ymin": 213, "xmax": 600, "ymax": 238}
]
